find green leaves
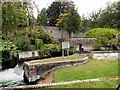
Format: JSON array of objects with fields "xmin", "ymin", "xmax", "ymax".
[
  {"xmin": 15, "ymin": 37, "xmax": 30, "ymax": 51},
  {"xmin": 86, "ymin": 28, "xmax": 118, "ymax": 50},
  {"xmin": 2, "ymin": 2, "xmax": 28, "ymax": 37},
  {"xmin": 56, "ymin": 6, "xmax": 81, "ymax": 37},
  {"xmin": 86, "ymin": 1, "xmax": 120, "ymax": 29},
  {"xmin": 37, "ymin": 8, "xmax": 47, "ymax": 26},
  {"xmin": 46, "ymin": 1, "xmax": 73, "ymax": 26}
]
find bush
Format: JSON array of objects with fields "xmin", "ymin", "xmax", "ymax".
[
  {"xmin": 35, "ymin": 39, "xmax": 43, "ymax": 49},
  {"xmin": 15, "ymin": 37, "xmax": 30, "ymax": 51},
  {"xmin": 86, "ymin": 28, "xmax": 118, "ymax": 50},
  {"xmin": 38, "ymin": 33, "xmax": 53, "ymax": 44},
  {"xmin": 1, "ymin": 42, "xmax": 18, "ymax": 69},
  {"xmin": 28, "ymin": 27, "xmax": 54, "ymax": 44},
  {"xmin": 37, "ymin": 44, "xmax": 61, "ymax": 58}
]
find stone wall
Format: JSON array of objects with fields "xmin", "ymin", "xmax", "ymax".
[
  {"xmin": 43, "ymin": 26, "xmax": 69, "ymax": 39},
  {"xmin": 19, "ymin": 51, "xmax": 39, "ymax": 60},
  {"xmin": 43, "ymin": 26, "xmax": 85, "ymax": 39},
  {"xmin": 23, "ymin": 57, "xmax": 88, "ymax": 83}
]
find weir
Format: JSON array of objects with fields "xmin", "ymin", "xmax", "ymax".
[{"xmin": 23, "ymin": 57, "xmax": 88, "ymax": 83}]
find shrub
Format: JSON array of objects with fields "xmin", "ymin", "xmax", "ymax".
[
  {"xmin": 86, "ymin": 28, "xmax": 118, "ymax": 50},
  {"xmin": 35, "ymin": 39, "xmax": 43, "ymax": 49},
  {"xmin": 38, "ymin": 33, "xmax": 53, "ymax": 44},
  {"xmin": 44, "ymin": 44, "xmax": 60, "ymax": 52},
  {"xmin": 28, "ymin": 27, "xmax": 54, "ymax": 44},
  {"xmin": 15, "ymin": 37, "xmax": 30, "ymax": 51},
  {"xmin": 37, "ymin": 44, "xmax": 61, "ymax": 58},
  {"xmin": 0, "ymin": 42, "xmax": 18, "ymax": 69}
]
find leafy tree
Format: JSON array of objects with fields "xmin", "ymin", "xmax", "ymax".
[
  {"xmin": 56, "ymin": 6, "xmax": 81, "ymax": 37},
  {"xmin": 46, "ymin": 1, "xmax": 73, "ymax": 26},
  {"xmin": 64, "ymin": 6, "xmax": 81, "ymax": 37},
  {"xmin": 55, "ymin": 13, "xmax": 68, "ymax": 30},
  {"xmin": 2, "ymin": 2, "xmax": 29, "ymax": 39},
  {"xmin": 86, "ymin": 1, "xmax": 120, "ymax": 29},
  {"xmin": 97, "ymin": 1, "xmax": 120, "ymax": 29},
  {"xmin": 86, "ymin": 28, "xmax": 118, "ymax": 50},
  {"xmin": 80, "ymin": 15, "xmax": 92, "ymax": 33},
  {"xmin": 37, "ymin": 8, "xmax": 47, "ymax": 26},
  {"xmin": 15, "ymin": 37, "xmax": 30, "ymax": 51},
  {"xmin": 88, "ymin": 9, "xmax": 102, "ymax": 28}
]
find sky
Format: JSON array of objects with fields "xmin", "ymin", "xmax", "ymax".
[{"xmin": 33, "ymin": 0, "xmax": 118, "ymax": 18}]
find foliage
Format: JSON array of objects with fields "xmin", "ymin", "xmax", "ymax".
[
  {"xmin": 38, "ymin": 33, "xmax": 53, "ymax": 44},
  {"xmin": 2, "ymin": 42, "xmax": 17, "ymax": 61},
  {"xmin": 87, "ymin": 9, "xmax": 102, "ymax": 28},
  {"xmin": 2, "ymin": 2, "xmax": 28, "ymax": 36},
  {"xmin": 97, "ymin": 1, "xmax": 120, "ymax": 29},
  {"xmin": 56, "ymin": 13, "xmax": 68, "ymax": 30},
  {"xmin": 29, "ymin": 27, "xmax": 54, "ymax": 44},
  {"xmin": 35, "ymin": 39, "xmax": 43, "ymax": 49},
  {"xmin": 80, "ymin": 16, "xmax": 92, "ymax": 32},
  {"xmin": 37, "ymin": 44, "xmax": 61, "ymax": 58},
  {"xmin": 46, "ymin": 1, "xmax": 73, "ymax": 26},
  {"xmin": 86, "ymin": 28, "xmax": 118, "ymax": 50},
  {"xmin": 56, "ymin": 6, "xmax": 81, "ymax": 37},
  {"xmin": 44, "ymin": 44, "xmax": 60, "ymax": 52},
  {"xmin": 64, "ymin": 6, "xmax": 81, "ymax": 37},
  {"xmin": 15, "ymin": 37, "xmax": 30, "ymax": 51},
  {"xmin": 36, "ymin": 8, "xmax": 48, "ymax": 26},
  {"xmin": 85, "ymin": 1, "xmax": 120, "ymax": 29}
]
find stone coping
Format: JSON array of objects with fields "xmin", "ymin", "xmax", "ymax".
[{"xmin": 25, "ymin": 57, "xmax": 88, "ymax": 65}]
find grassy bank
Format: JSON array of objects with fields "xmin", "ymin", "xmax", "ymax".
[
  {"xmin": 53, "ymin": 59, "xmax": 118, "ymax": 82},
  {"xmin": 30, "ymin": 54, "xmax": 85, "ymax": 64}
]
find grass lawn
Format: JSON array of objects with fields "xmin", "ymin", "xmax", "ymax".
[
  {"xmin": 52, "ymin": 59, "xmax": 118, "ymax": 82},
  {"xmin": 30, "ymin": 54, "xmax": 85, "ymax": 64},
  {"xmin": 51, "ymin": 80, "xmax": 118, "ymax": 88}
]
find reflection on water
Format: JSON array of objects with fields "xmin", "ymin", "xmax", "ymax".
[{"xmin": 0, "ymin": 64, "xmax": 25, "ymax": 87}]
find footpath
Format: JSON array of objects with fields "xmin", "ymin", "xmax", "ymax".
[{"xmin": 2, "ymin": 76, "xmax": 119, "ymax": 89}]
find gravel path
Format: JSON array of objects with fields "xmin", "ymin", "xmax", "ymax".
[{"xmin": 3, "ymin": 76, "xmax": 119, "ymax": 89}]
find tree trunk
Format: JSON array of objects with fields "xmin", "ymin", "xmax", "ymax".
[{"xmin": 69, "ymin": 31, "xmax": 71, "ymax": 38}]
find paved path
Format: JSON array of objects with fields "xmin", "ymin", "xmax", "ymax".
[{"xmin": 2, "ymin": 76, "xmax": 119, "ymax": 90}]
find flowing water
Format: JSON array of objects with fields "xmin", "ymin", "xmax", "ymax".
[{"xmin": 0, "ymin": 64, "xmax": 25, "ymax": 87}]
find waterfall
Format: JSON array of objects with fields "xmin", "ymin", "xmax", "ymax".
[{"xmin": 0, "ymin": 64, "xmax": 25, "ymax": 87}]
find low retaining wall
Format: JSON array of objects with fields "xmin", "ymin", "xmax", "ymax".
[{"xmin": 23, "ymin": 57, "xmax": 88, "ymax": 83}]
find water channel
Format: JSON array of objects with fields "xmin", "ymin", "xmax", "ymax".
[{"xmin": 0, "ymin": 64, "xmax": 25, "ymax": 87}]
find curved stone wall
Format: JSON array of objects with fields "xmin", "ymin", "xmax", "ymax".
[{"xmin": 23, "ymin": 57, "xmax": 88, "ymax": 83}]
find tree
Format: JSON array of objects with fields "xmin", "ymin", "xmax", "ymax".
[
  {"xmin": 46, "ymin": 1, "xmax": 73, "ymax": 26},
  {"xmin": 37, "ymin": 8, "xmax": 47, "ymax": 26},
  {"xmin": 56, "ymin": 6, "xmax": 81, "ymax": 37},
  {"xmin": 80, "ymin": 15, "xmax": 92, "ymax": 32},
  {"xmin": 88, "ymin": 9, "xmax": 102, "ymax": 28},
  {"xmin": 55, "ymin": 13, "xmax": 68, "ymax": 30},
  {"xmin": 86, "ymin": 1, "xmax": 120, "ymax": 29},
  {"xmin": 64, "ymin": 6, "xmax": 81, "ymax": 37},
  {"xmin": 97, "ymin": 1, "xmax": 120, "ymax": 29},
  {"xmin": 2, "ymin": 2, "xmax": 28, "ymax": 38}
]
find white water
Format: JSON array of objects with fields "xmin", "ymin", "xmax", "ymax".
[{"xmin": 0, "ymin": 64, "xmax": 25, "ymax": 87}]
